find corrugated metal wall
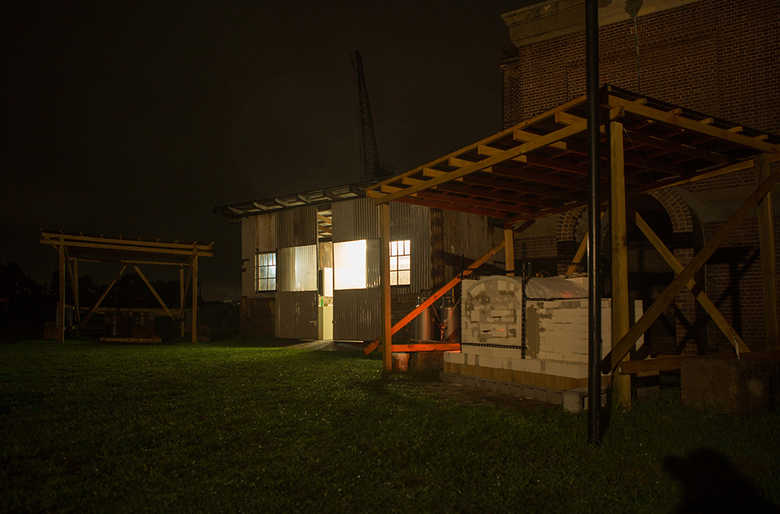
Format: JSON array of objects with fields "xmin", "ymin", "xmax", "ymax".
[
  {"xmin": 390, "ymin": 202, "xmax": 430, "ymax": 294},
  {"xmin": 276, "ymin": 206, "xmax": 317, "ymax": 247},
  {"xmin": 333, "ymin": 289, "xmax": 382, "ymax": 341},
  {"xmin": 332, "ymin": 198, "xmax": 379, "ymax": 242},
  {"xmin": 277, "ymin": 245, "xmax": 317, "ymax": 292},
  {"xmin": 275, "ymin": 291, "xmax": 319, "ymax": 339}
]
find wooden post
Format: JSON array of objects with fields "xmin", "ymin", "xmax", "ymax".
[
  {"xmin": 72, "ymin": 258, "xmax": 81, "ymax": 329},
  {"xmin": 610, "ymin": 121, "xmax": 631, "ymax": 407},
  {"xmin": 380, "ymin": 204, "xmax": 392, "ymax": 372},
  {"xmin": 630, "ymin": 210, "xmax": 750, "ymax": 354},
  {"xmin": 504, "ymin": 226, "xmax": 515, "ymax": 276},
  {"xmin": 58, "ymin": 240, "xmax": 65, "ymax": 343},
  {"xmin": 191, "ymin": 255, "xmax": 198, "ymax": 344},
  {"xmin": 179, "ymin": 264, "xmax": 185, "ymax": 338},
  {"xmin": 755, "ymin": 154, "xmax": 779, "ymax": 350},
  {"xmin": 604, "ymin": 165, "xmax": 780, "ymax": 373}
]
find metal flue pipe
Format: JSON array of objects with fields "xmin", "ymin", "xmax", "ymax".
[{"xmin": 586, "ymin": 0, "xmax": 602, "ymax": 444}]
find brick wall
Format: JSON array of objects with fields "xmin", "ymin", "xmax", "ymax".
[
  {"xmin": 503, "ymin": 0, "xmax": 780, "ymax": 136},
  {"xmin": 502, "ymin": 0, "xmax": 780, "ymax": 352},
  {"xmin": 703, "ymin": 217, "xmax": 780, "ymax": 349}
]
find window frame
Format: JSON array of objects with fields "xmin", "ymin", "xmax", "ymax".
[{"xmin": 255, "ymin": 251, "xmax": 277, "ymax": 292}]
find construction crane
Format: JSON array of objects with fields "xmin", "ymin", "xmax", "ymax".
[{"xmin": 350, "ymin": 50, "xmax": 391, "ymax": 181}]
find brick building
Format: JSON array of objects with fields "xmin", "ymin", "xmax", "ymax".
[{"xmin": 501, "ymin": 0, "xmax": 780, "ymax": 353}]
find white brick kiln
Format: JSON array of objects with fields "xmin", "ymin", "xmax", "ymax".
[{"xmin": 443, "ymin": 275, "xmax": 643, "ymax": 396}]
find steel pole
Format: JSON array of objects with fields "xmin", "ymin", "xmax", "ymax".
[{"xmin": 586, "ymin": 0, "xmax": 602, "ymax": 444}]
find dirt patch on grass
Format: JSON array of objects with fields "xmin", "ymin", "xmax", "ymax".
[{"xmin": 391, "ymin": 372, "xmax": 556, "ymax": 412}]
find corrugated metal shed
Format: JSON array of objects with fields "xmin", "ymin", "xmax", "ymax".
[
  {"xmin": 276, "ymin": 291, "xmax": 318, "ymax": 339},
  {"xmin": 332, "ymin": 198, "xmax": 380, "ymax": 242},
  {"xmin": 333, "ymin": 289, "xmax": 382, "ymax": 341},
  {"xmin": 390, "ymin": 202, "xmax": 431, "ymax": 293},
  {"xmin": 276, "ymin": 206, "xmax": 317, "ymax": 248}
]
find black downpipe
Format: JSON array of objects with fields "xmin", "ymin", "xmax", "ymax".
[{"xmin": 586, "ymin": 0, "xmax": 602, "ymax": 444}]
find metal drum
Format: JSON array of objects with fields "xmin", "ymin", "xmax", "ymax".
[{"xmin": 414, "ymin": 295, "xmax": 439, "ymax": 342}]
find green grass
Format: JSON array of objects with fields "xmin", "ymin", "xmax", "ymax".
[{"xmin": 1, "ymin": 339, "xmax": 779, "ymax": 513}]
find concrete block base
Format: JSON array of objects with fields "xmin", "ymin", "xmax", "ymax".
[{"xmin": 681, "ymin": 352, "xmax": 780, "ymax": 416}]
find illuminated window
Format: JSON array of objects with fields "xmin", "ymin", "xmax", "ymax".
[
  {"xmin": 255, "ymin": 252, "xmax": 276, "ymax": 292},
  {"xmin": 390, "ymin": 240, "xmax": 411, "ymax": 286},
  {"xmin": 334, "ymin": 240, "xmax": 367, "ymax": 290},
  {"xmin": 277, "ymin": 245, "xmax": 317, "ymax": 292}
]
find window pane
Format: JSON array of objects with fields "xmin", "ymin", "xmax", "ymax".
[
  {"xmin": 334, "ymin": 240, "xmax": 367, "ymax": 290},
  {"xmin": 399, "ymin": 255, "xmax": 410, "ymax": 271},
  {"xmin": 404, "ymin": 240, "xmax": 411, "ymax": 255},
  {"xmin": 268, "ymin": 278, "xmax": 276, "ymax": 290},
  {"xmin": 390, "ymin": 256, "xmax": 397, "ymax": 271},
  {"xmin": 390, "ymin": 241, "xmax": 397, "ymax": 256},
  {"xmin": 399, "ymin": 270, "xmax": 410, "ymax": 285},
  {"xmin": 258, "ymin": 266, "xmax": 267, "ymax": 279},
  {"xmin": 390, "ymin": 271, "xmax": 398, "ymax": 286},
  {"xmin": 268, "ymin": 265, "xmax": 276, "ymax": 278}
]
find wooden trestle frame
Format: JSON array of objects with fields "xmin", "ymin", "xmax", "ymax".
[
  {"xmin": 41, "ymin": 231, "xmax": 213, "ymax": 344},
  {"xmin": 366, "ymin": 85, "xmax": 780, "ymax": 396}
]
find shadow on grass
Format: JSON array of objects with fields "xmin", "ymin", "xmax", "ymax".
[{"xmin": 664, "ymin": 448, "xmax": 779, "ymax": 514}]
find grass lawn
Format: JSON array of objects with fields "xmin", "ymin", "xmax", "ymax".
[{"xmin": 1, "ymin": 339, "xmax": 779, "ymax": 513}]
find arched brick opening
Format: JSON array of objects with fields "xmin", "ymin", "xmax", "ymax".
[
  {"xmin": 556, "ymin": 189, "xmax": 705, "ymax": 354},
  {"xmin": 647, "ymin": 188, "xmax": 694, "ymax": 235}
]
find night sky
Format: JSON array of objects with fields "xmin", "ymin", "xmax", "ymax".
[{"xmin": 3, "ymin": 0, "xmax": 537, "ymax": 301}]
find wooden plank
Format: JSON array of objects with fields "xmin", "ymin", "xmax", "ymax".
[
  {"xmin": 374, "ymin": 120, "xmax": 589, "ymax": 204},
  {"xmin": 610, "ymin": 121, "xmax": 631, "ymax": 407},
  {"xmin": 755, "ymin": 154, "xmax": 779, "ymax": 350},
  {"xmin": 565, "ymin": 211, "xmax": 606, "ymax": 276},
  {"xmin": 608, "ymin": 95, "xmax": 779, "ymax": 154},
  {"xmin": 40, "ymin": 239, "xmax": 213, "ymax": 258},
  {"xmin": 364, "ymin": 94, "xmax": 588, "ymax": 194},
  {"xmin": 618, "ymin": 355, "xmax": 695, "ymax": 374},
  {"xmin": 630, "ymin": 210, "xmax": 750, "ymax": 354},
  {"xmin": 504, "ymin": 227, "xmax": 515, "ymax": 277},
  {"xmin": 391, "ymin": 344, "xmax": 460, "ymax": 353},
  {"xmin": 380, "ymin": 204, "xmax": 392, "ymax": 371},
  {"xmin": 132, "ymin": 265, "xmax": 177, "ymax": 321},
  {"xmin": 40, "ymin": 231, "xmax": 213, "ymax": 251},
  {"xmin": 363, "ymin": 220, "xmax": 535, "ymax": 356},
  {"xmin": 603, "ymin": 165, "xmax": 780, "ymax": 373},
  {"xmin": 101, "ymin": 337, "xmax": 158, "ymax": 343}
]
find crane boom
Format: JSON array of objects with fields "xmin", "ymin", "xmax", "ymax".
[{"xmin": 350, "ymin": 50, "xmax": 389, "ymax": 181}]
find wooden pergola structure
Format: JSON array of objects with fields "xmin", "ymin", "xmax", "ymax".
[
  {"xmin": 41, "ymin": 231, "xmax": 213, "ymax": 344},
  {"xmin": 366, "ymin": 85, "xmax": 780, "ymax": 403}
]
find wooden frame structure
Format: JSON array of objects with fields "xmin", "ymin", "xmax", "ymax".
[
  {"xmin": 41, "ymin": 231, "xmax": 213, "ymax": 344},
  {"xmin": 366, "ymin": 85, "xmax": 780, "ymax": 390}
]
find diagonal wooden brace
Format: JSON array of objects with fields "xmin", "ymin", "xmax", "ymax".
[
  {"xmin": 133, "ymin": 265, "xmax": 176, "ymax": 321},
  {"xmin": 603, "ymin": 165, "xmax": 779, "ymax": 374},
  {"xmin": 629, "ymin": 209, "xmax": 750, "ymax": 354},
  {"xmin": 364, "ymin": 220, "xmax": 534, "ymax": 355}
]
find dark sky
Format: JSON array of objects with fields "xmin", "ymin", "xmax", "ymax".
[{"xmin": 3, "ymin": 0, "xmax": 536, "ymax": 301}]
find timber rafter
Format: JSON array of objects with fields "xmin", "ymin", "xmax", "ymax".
[{"xmin": 366, "ymin": 85, "xmax": 779, "ymax": 220}]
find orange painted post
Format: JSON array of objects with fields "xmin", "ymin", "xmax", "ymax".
[
  {"xmin": 380, "ymin": 204, "xmax": 392, "ymax": 371},
  {"xmin": 364, "ymin": 220, "xmax": 535, "ymax": 356}
]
